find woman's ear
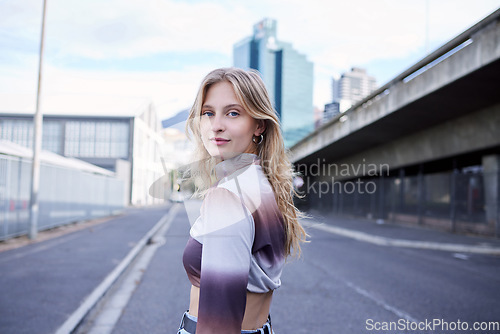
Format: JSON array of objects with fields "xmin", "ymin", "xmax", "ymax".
[{"xmin": 254, "ymin": 119, "xmax": 266, "ymax": 136}]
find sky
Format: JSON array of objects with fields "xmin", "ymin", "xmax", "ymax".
[{"xmin": 1, "ymin": 0, "xmax": 499, "ymax": 120}]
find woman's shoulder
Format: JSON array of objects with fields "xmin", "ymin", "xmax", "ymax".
[
  {"xmin": 214, "ymin": 164, "xmax": 275, "ymax": 215},
  {"xmin": 195, "ymin": 186, "xmax": 254, "ymax": 238},
  {"xmin": 216, "ymin": 163, "xmax": 268, "ymax": 194}
]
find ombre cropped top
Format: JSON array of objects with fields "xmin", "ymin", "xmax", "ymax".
[{"xmin": 182, "ymin": 153, "xmax": 286, "ymax": 332}]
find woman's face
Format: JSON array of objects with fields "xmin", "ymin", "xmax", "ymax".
[{"xmin": 200, "ymin": 81, "xmax": 264, "ymax": 161}]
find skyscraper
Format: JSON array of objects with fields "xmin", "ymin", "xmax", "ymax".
[
  {"xmin": 233, "ymin": 18, "xmax": 314, "ymax": 147},
  {"xmin": 322, "ymin": 67, "xmax": 377, "ymax": 125},
  {"xmin": 333, "ymin": 67, "xmax": 377, "ymax": 111}
]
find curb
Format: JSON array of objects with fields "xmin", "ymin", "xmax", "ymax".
[
  {"xmin": 303, "ymin": 221, "xmax": 500, "ymax": 256},
  {"xmin": 54, "ymin": 204, "xmax": 179, "ymax": 334},
  {"xmin": 84, "ymin": 204, "xmax": 180, "ymax": 334}
]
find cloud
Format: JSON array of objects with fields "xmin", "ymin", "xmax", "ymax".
[
  {"xmin": 40, "ymin": 0, "xmax": 254, "ymax": 60},
  {"xmin": 3, "ymin": 0, "xmax": 499, "ymax": 65},
  {"xmin": 0, "ymin": 0, "xmax": 44, "ymax": 42},
  {"xmin": 1, "ymin": 0, "xmax": 499, "ymax": 113},
  {"xmin": 0, "ymin": 61, "xmax": 216, "ymax": 119}
]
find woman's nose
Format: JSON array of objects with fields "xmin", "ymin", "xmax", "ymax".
[{"xmin": 210, "ymin": 115, "xmax": 224, "ymax": 132}]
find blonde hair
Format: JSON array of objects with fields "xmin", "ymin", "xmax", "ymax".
[{"xmin": 185, "ymin": 67, "xmax": 307, "ymax": 257}]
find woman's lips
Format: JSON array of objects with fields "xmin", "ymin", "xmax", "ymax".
[{"xmin": 211, "ymin": 138, "xmax": 230, "ymax": 146}]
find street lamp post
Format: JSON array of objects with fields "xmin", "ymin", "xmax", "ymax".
[{"xmin": 29, "ymin": 0, "xmax": 47, "ymax": 239}]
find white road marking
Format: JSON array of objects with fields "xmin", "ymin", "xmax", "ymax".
[
  {"xmin": 343, "ymin": 280, "xmax": 420, "ymax": 323},
  {"xmin": 453, "ymin": 253, "xmax": 469, "ymax": 260},
  {"xmin": 303, "ymin": 221, "xmax": 500, "ymax": 255}
]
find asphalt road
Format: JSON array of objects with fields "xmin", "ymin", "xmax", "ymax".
[
  {"xmin": 108, "ymin": 205, "xmax": 500, "ymax": 334},
  {"xmin": 0, "ymin": 206, "xmax": 170, "ymax": 334},
  {"xmin": 2, "ymin": 202, "xmax": 499, "ymax": 334}
]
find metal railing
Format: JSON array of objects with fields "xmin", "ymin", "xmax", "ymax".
[{"xmin": 301, "ymin": 168, "xmax": 498, "ymax": 236}]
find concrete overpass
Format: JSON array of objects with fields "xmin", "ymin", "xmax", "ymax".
[{"xmin": 290, "ymin": 9, "xmax": 500, "ymax": 237}]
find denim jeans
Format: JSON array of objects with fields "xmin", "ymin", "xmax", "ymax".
[{"xmin": 177, "ymin": 311, "xmax": 274, "ymax": 334}]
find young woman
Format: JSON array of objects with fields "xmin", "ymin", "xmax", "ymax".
[{"xmin": 178, "ymin": 67, "xmax": 307, "ymax": 334}]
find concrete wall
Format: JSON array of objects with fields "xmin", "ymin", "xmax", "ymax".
[
  {"xmin": 290, "ymin": 12, "xmax": 500, "ymax": 237},
  {"xmin": 308, "ymin": 102, "xmax": 500, "ymax": 182},
  {"xmin": 291, "ymin": 17, "xmax": 500, "ymax": 164}
]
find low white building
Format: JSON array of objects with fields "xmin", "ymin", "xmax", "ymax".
[{"xmin": 0, "ymin": 95, "xmax": 166, "ymax": 206}]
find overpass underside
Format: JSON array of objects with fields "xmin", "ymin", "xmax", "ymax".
[{"xmin": 291, "ymin": 11, "xmax": 500, "ymax": 237}]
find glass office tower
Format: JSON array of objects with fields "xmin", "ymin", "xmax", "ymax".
[{"xmin": 233, "ymin": 19, "xmax": 314, "ymax": 147}]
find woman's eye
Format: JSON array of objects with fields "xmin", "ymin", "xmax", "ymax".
[
  {"xmin": 228, "ymin": 111, "xmax": 239, "ymax": 117},
  {"xmin": 202, "ymin": 111, "xmax": 214, "ymax": 117}
]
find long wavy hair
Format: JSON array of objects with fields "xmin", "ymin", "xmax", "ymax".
[{"xmin": 185, "ymin": 67, "xmax": 307, "ymax": 257}]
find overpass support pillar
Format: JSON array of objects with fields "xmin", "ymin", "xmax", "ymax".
[{"xmin": 483, "ymin": 154, "xmax": 500, "ymax": 238}]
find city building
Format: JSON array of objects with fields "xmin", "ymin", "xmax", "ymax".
[
  {"xmin": 159, "ymin": 109, "xmax": 194, "ymax": 201},
  {"xmin": 323, "ymin": 67, "xmax": 377, "ymax": 124},
  {"xmin": 233, "ymin": 18, "xmax": 314, "ymax": 147},
  {"xmin": 322, "ymin": 102, "xmax": 340, "ymax": 125},
  {"xmin": 0, "ymin": 101, "xmax": 165, "ymax": 206},
  {"xmin": 313, "ymin": 106, "xmax": 324, "ymax": 129}
]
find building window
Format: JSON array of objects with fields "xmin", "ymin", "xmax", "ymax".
[
  {"xmin": 42, "ymin": 121, "xmax": 63, "ymax": 154},
  {"xmin": 0, "ymin": 118, "xmax": 130, "ymax": 159},
  {"xmin": 0, "ymin": 119, "xmax": 33, "ymax": 148},
  {"xmin": 110, "ymin": 122, "xmax": 129, "ymax": 158},
  {"xmin": 95, "ymin": 122, "xmax": 111, "ymax": 157},
  {"xmin": 65, "ymin": 121, "xmax": 81, "ymax": 157},
  {"xmin": 63, "ymin": 120, "xmax": 129, "ymax": 159},
  {"xmin": 79, "ymin": 122, "xmax": 96, "ymax": 157}
]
